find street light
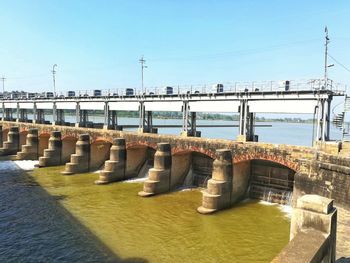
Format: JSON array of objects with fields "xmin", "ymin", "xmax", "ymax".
[
  {"xmin": 52, "ymin": 64, "xmax": 57, "ymax": 96},
  {"xmin": 139, "ymin": 56, "xmax": 147, "ymax": 94}
]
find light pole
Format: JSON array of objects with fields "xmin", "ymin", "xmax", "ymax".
[
  {"xmin": 324, "ymin": 27, "xmax": 334, "ymax": 89},
  {"xmin": 52, "ymin": 64, "xmax": 57, "ymax": 96},
  {"xmin": 139, "ymin": 56, "xmax": 147, "ymax": 94},
  {"xmin": 1, "ymin": 76, "xmax": 5, "ymax": 94}
]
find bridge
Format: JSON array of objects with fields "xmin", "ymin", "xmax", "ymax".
[{"xmin": 1, "ymin": 79, "xmax": 345, "ymax": 142}]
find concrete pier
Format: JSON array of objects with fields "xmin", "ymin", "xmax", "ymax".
[
  {"xmin": 197, "ymin": 149, "xmax": 233, "ymax": 214},
  {"xmin": 272, "ymin": 195, "xmax": 337, "ymax": 263},
  {"xmin": 139, "ymin": 143, "xmax": 172, "ymax": 197},
  {"xmin": 95, "ymin": 138, "xmax": 126, "ymax": 184},
  {"xmin": 0, "ymin": 125, "xmax": 3, "ymax": 148},
  {"xmin": 0, "ymin": 126, "xmax": 20, "ymax": 155},
  {"xmin": 16, "ymin": 128, "xmax": 39, "ymax": 160},
  {"xmin": 38, "ymin": 131, "xmax": 62, "ymax": 167},
  {"xmin": 61, "ymin": 134, "xmax": 90, "ymax": 175}
]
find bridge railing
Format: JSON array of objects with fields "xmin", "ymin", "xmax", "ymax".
[{"xmin": 0, "ymin": 79, "xmax": 346, "ymax": 101}]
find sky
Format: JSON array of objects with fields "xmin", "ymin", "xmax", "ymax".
[{"xmin": 0, "ymin": 0, "xmax": 350, "ymax": 95}]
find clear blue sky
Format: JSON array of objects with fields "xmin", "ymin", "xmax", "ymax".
[{"xmin": 1, "ymin": 0, "xmax": 350, "ymax": 94}]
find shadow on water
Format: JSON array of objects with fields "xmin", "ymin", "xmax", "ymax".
[{"xmin": 0, "ymin": 159, "xmax": 148, "ymax": 263}]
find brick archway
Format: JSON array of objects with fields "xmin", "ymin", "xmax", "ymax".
[
  {"xmin": 234, "ymin": 153, "xmax": 299, "ymax": 172},
  {"xmin": 126, "ymin": 141, "xmax": 157, "ymax": 150},
  {"xmin": 172, "ymin": 146, "xmax": 216, "ymax": 159}
]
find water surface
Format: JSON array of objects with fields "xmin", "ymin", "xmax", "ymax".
[{"xmin": 26, "ymin": 165, "xmax": 290, "ymax": 262}]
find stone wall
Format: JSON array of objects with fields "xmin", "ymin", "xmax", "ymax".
[{"xmin": 294, "ymin": 153, "xmax": 350, "ymax": 209}]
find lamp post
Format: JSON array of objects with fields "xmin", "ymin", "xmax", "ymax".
[{"xmin": 52, "ymin": 64, "xmax": 57, "ymax": 96}]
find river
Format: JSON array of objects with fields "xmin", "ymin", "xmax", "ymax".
[{"xmin": 0, "ymin": 161, "xmax": 290, "ymax": 262}]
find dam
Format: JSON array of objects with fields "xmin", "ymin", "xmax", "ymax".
[{"xmin": 0, "ymin": 83, "xmax": 349, "ymax": 262}]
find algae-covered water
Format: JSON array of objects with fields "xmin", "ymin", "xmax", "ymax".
[{"xmin": 22, "ymin": 165, "xmax": 290, "ymax": 263}]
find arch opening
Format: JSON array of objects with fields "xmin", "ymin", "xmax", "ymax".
[
  {"xmin": 247, "ymin": 159, "xmax": 295, "ymax": 205},
  {"xmin": 126, "ymin": 145, "xmax": 155, "ymax": 179},
  {"xmin": 172, "ymin": 151, "xmax": 214, "ymax": 189}
]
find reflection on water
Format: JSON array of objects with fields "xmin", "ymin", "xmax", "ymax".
[{"xmin": 22, "ymin": 165, "xmax": 290, "ymax": 263}]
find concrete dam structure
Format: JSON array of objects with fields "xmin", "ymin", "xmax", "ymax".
[{"xmin": 0, "ymin": 120, "xmax": 348, "ymax": 262}]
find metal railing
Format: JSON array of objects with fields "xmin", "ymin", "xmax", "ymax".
[{"xmin": 0, "ymin": 78, "xmax": 346, "ymax": 100}]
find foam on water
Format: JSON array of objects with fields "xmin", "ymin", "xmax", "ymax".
[
  {"xmin": 13, "ymin": 160, "xmax": 39, "ymax": 171},
  {"xmin": 259, "ymin": 200, "xmax": 292, "ymax": 219},
  {"xmin": 123, "ymin": 177, "xmax": 148, "ymax": 183},
  {"xmin": 0, "ymin": 160, "xmax": 39, "ymax": 172}
]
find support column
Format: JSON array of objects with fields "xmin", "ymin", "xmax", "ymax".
[
  {"xmin": 19, "ymin": 109, "xmax": 28, "ymax": 122},
  {"xmin": 36, "ymin": 109, "xmax": 45, "ymax": 124},
  {"xmin": 61, "ymin": 134, "xmax": 90, "ymax": 175},
  {"xmin": 16, "ymin": 102, "xmax": 20, "ymax": 122},
  {"xmin": 95, "ymin": 138, "xmax": 126, "ymax": 184},
  {"xmin": 75, "ymin": 102, "xmax": 80, "ymax": 127},
  {"xmin": 79, "ymin": 110, "xmax": 89, "ymax": 127},
  {"xmin": 103, "ymin": 101, "xmax": 109, "ymax": 130},
  {"xmin": 1, "ymin": 102, "xmax": 4, "ymax": 121},
  {"xmin": 38, "ymin": 131, "xmax": 62, "ymax": 167},
  {"xmin": 16, "ymin": 128, "xmax": 39, "ymax": 160},
  {"xmin": 237, "ymin": 101, "xmax": 256, "ymax": 142},
  {"xmin": 139, "ymin": 143, "xmax": 172, "ymax": 197},
  {"xmin": 4, "ymin": 108, "xmax": 13, "ymax": 121},
  {"xmin": 180, "ymin": 101, "xmax": 200, "ymax": 137},
  {"xmin": 0, "ymin": 125, "xmax": 3, "ymax": 148},
  {"xmin": 33, "ymin": 102, "xmax": 37, "ymax": 124},
  {"xmin": 0, "ymin": 126, "xmax": 20, "ymax": 155},
  {"xmin": 197, "ymin": 149, "xmax": 233, "ymax": 214},
  {"xmin": 56, "ymin": 109, "xmax": 65, "ymax": 125}
]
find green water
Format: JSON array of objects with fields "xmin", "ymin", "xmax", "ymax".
[{"xmin": 31, "ymin": 166, "xmax": 290, "ymax": 263}]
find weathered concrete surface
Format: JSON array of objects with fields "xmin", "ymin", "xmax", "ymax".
[
  {"xmin": 16, "ymin": 128, "xmax": 39, "ymax": 160},
  {"xmin": 197, "ymin": 149, "xmax": 233, "ymax": 214},
  {"xmin": 126, "ymin": 146, "xmax": 148, "ymax": 178},
  {"xmin": 231, "ymin": 160, "xmax": 251, "ymax": 204},
  {"xmin": 95, "ymin": 138, "xmax": 126, "ymax": 184},
  {"xmin": 170, "ymin": 152, "xmax": 192, "ymax": 188},
  {"xmin": 0, "ymin": 126, "xmax": 20, "ymax": 155},
  {"xmin": 38, "ymin": 131, "xmax": 62, "ymax": 167},
  {"xmin": 139, "ymin": 143, "xmax": 172, "ymax": 197},
  {"xmin": 336, "ymin": 206, "xmax": 350, "ymax": 259},
  {"xmin": 294, "ymin": 153, "xmax": 350, "ymax": 210},
  {"xmin": 273, "ymin": 195, "xmax": 337, "ymax": 263},
  {"xmin": 90, "ymin": 140, "xmax": 111, "ymax": 170},
  {"xmin": 61, "ymin": 134, "xmax": 90, "ymax": 175}
]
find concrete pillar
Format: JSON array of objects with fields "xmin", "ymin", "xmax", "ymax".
[
  {"xmin": 197, "ymin": 149, "xmax": 233, "ymax": 214},
  {"xmin": 61, "ymin": 134, "xmax": 90, "ymax": 175},
  {"xmin": 95, "ymin": 138, "xmax": 126, "ymax": 184},
  {"xmin": 290, "ymin": 195, "xmax": 337, "ymax": 262},
  {"xmin": 16, "ymin": 128, "xmax": 39, "ymax": 160},
  {"xmin": 273, "ymin": 195, "xmax": 337, "ymax": 263},
  {"xmin": 139, "ymin": 143, "xmax": 172, "ymax": 197},
  {"xmin": 0, "ymin": 125, "xmax": 3, "ymax": 148},
  {"xmin": 0, "ymin": 126, "xmax": 20, "ymax": 155},
  {"xmin": 38, "ymin": 131, "xmax": 62, "ymax": 167}
]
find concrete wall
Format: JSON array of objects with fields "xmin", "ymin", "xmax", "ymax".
[
  {"xmin": 90, "ymin": 141, "xmax": 111, "ymax": 170},
  {"xmin": 19, "ymin": 131, "xmax": 28, "ymax": 148},
  {"xmin": 232, "ymin": 160, "xmax": 251, "ymax": 203},
  {"xmin": 171, "ymin": 152, "xmax": 192, "ymax": 188},
  {"xmin": 38, "ymin": 134, "xmax": 50, "ymax": 156},
  {"xmin": 62, "ymin": 137, "xmax": 78, "ymax": 163},
  {"xmin": 126, "ymin": 146, "xmax": 151, "ymax": 177}
]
